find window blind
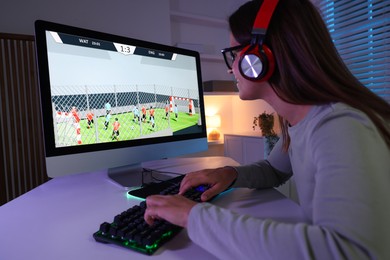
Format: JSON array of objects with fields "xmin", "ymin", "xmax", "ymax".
[{"xmin": 318, "ymin": 0, "xmax": 390, "ymax": 103}]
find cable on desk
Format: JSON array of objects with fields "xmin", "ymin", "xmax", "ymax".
[{"xmin": 140, "ymin": 168, "xmax": 184, "ymax": 187}]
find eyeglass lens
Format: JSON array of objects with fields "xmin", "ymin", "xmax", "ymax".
[{"xmin": 222, "ymin": 45, "xmax": 245, "ymax": 70}]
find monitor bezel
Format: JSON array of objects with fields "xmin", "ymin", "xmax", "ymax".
[{"xmin": 34, "ymin": 20, "xmax": 207, "ymax": 159}]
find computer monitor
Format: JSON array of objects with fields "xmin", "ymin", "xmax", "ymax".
[{"xmin": 34, "ymin": 20, "xmax": 208, "ymax": 187}]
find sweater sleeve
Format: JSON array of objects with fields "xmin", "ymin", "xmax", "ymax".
[
  {"xmin": 188, "ymin": 203, "xmax": 339, "ymax": 260},
  {"xmin": 187, "ymin": 105, "xmax": 390, "ymax": 260}
]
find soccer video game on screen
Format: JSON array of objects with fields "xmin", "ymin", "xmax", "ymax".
[{"xmin": 46, "ymin": 31, "xmax": 202, "ymax": 147}]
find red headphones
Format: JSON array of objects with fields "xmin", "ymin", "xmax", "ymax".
[{"xmin": 239, "ymin": 0, "xmax": 279, "ymax": 81}]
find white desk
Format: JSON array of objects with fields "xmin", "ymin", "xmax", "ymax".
[{"xmin": 0, "ymin": 157, "xmax": 305, "ymax": 260}]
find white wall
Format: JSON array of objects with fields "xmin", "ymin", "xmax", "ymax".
[
  {"xmin": 0, "ymin": 0, "xmax": 248, "ymax": 82},
  {"xmin": 0, "ymin": 0, "xmax": 171, "ymax": 45},
  {"xmin": 1, "ymin": 0, "xmax": 318, "ymax": 82},
  {"xmin": 169, "ymin": 0, "xmax": 247, "ymax": 81}
]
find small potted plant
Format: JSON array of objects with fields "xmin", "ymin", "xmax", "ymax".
[{"xmin": 253, "ymin": 111, "xmax": 279, "ymax": 157}]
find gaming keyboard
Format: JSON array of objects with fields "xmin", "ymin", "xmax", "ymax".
[{"xmin": 93, "ymin": 175, "xmax": 209, "ymax": 255}]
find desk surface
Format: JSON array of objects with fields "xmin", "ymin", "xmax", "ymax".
[{"xmin": 0, "ymin": 156, "xmax": 305, "ymax": 260}]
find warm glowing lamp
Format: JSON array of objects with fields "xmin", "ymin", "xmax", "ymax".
[{"xmin": 206, "ymin": 115, "xmax": 221, "ymax": 141}]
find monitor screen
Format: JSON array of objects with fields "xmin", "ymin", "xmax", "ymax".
[{"xmin": 34, "ymin": 20, "xmax": 207, "ymax": 186}]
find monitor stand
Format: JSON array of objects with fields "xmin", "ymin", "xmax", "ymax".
[
  {"xmin": 107, "ymin": 163, "xmax": 146, "ymax": 188},
  {"xmin": 108, "ymin": 157, "xmax": 221, "ymax": 189}
]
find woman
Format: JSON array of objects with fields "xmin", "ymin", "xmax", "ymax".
[{"xmin": 144, "ymin": 0, "xmax": 390, "ymax": 259}]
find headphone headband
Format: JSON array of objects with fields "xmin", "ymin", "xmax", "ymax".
[
  {"xmin": 252, "ymin": 0, "xmax": 279, "ymax": 36},
  {"xmin": 238, "ymin": 0, "xmax": 279, "ymax": 81}
]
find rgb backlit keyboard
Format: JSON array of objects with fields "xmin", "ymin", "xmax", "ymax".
[{"xmin": 93, "ymin": 175, "xmax": 208, "ymax": 255}]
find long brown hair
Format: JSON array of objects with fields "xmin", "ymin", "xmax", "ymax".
[{"xmin": 229, "ymin": 0, "xmax": 390, "ymax": 150}]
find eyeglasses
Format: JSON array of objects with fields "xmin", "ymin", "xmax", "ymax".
[{"xmin": 221, "ymin": 44, "xmax": 247, "ymax": 70}]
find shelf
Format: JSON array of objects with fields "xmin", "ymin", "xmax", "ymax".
[
  {"xmin": 224, "ymin": 132, "xmax": 264, "ymax": 138},
  {"xmin": 203, "ymin": 80, "xmax": 238, "ymax": 93},
  {"xmin": 207, "ymin": 139, "xmax": 224, "ymax": 145}
]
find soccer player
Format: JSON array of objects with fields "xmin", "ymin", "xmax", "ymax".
[
  {"xmin": 149, "ymin": 106, "xmax": 155, "ymax": 121},
  {"xmin": 70, "ymin": 106, "xmax": 81, "ymax": 144},
  {"xmin": 111, "ymin": 118, "xmax": 120, "ymax": 141},
  {"xmin": 105, "ymin": 100, "xmax": 111, "ymax": 115},
  {"xmin": 132, "ymin": 105, "xmax": 139, "ymax": 122},
  {"xmin": 165, "ymin": 101, "xmax": 170, "ymax": 119},
  {"xmin": 141, "ymin": 105, "xmax": 147, "ymax": 122},
  {"xmin": 104, "ymin": 111, "xmax": 111, "ymax": 130},
  {"xmin": 86, "ymin": 110, "xmax": 94, "ymax": 129},
  {"xmin": 174, "ymin": 104, "xmax": 178, "ymax": 120},
  {"xmin": 188, "ymin": 101, "xmax": 192, "ymax": 115}
]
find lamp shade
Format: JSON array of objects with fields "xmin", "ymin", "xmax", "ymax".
[{"xmin": 206, "ymin": 115, "xmax": 221, "ymax": 128}]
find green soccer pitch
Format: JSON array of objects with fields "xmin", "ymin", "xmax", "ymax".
[{"xmin": 77, "ymin": 108, "xmax": 200, "ymax": 144}]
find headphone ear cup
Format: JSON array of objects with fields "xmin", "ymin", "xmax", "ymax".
[
  {"xmin": 239, "ymin": 44, "xmax": 275, "ymax": 81},
  {"xmin": 261, "ymin": 44, "xmax": 275, "ymax": 81}
]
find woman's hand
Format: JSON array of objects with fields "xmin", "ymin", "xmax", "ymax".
[
  {"xmin": 144, "ymin": 166, "xmax": 237, "ymax": 227},
  {"xmin": 179, "ymin": 166, "xmax": 238, "ymax": 202},
  {"xmin": 144, "ymin": 194, "xmax": 197, "ymax": 228}
]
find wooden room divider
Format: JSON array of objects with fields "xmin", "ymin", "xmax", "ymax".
[{"xmin": 0, "ymin": 33, "xmax": 48, "ymax": 205}]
